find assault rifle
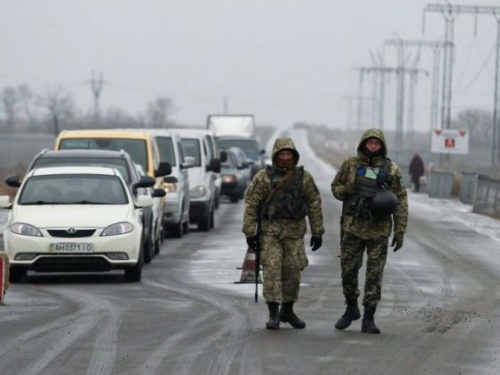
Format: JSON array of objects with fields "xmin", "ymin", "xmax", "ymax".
[{"xmin": 254, "ymin": 203, "xmax": 262, "ymax": 303}]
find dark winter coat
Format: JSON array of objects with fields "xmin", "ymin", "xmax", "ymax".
[{"xmin": 409, "ymin": 154, "xmax": 425, "ymax": 183}]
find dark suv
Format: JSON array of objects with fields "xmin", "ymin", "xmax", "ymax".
[
  {"xmin": 20, "ymin": 149, "xmax": 168, "ymax": 264},
  {"xmin": 217, "ymin": 135, "xmax": 266, "ymax": 178}
]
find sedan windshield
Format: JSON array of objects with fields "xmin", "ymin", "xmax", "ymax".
[
  {"xmin": 19, "ymin": 174, "xmax": 128, "ymax": 205},
  {"xmin": 218, "ymin": 139, "xmax": 260, "ymax": 160}
]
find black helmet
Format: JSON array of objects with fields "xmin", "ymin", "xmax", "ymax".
[{"xmin": 365, "ymin": 190, "xmax": 398, "ymax": 217}]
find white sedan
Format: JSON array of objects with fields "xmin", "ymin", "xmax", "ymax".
[{"xmin": 0, "ymin": 166, "xmax": 153, "ymax": 282}]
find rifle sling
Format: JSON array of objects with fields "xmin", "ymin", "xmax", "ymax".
[{"xmin": 265, "ymin": 168, "xmax": 295, "ymax": 203}]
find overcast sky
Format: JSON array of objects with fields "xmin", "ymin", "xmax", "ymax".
[{"xmin": 0, "ymin": 0, "xmax": 498, "ymax": 131}]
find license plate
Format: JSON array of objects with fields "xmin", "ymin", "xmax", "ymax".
[{"xmin": 49, "ymin": 243, "xmax": 94, "ymax": 253}]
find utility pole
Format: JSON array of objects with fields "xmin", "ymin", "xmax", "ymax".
[
  {"xmin": 351, "ymin": 67, "xmax": 377, "ymax": 130},
  {"xmin": 369, "ymin": 50, "xmax": 383, "ymax": 128},
  {"xmin": 385, "ymin": 39, "xmax": 449, "ymax": 130},
  {"xmin": 357, "ymin": 67, "xmax": 366, "ymax": 130},
  {"xmin": 358, "ymin": 66, "xmax": 428, "ymax": 158},
  {"xmin": 341, "ymin": 96, "xmax": 358, "ymax": 130},
  {"xmin": 424, "ymin": 3, "xmax": 500, "ymax": 165},
  {"xmin": 90, "ymin": 70, "xmax": 104, "ymax": 125}
]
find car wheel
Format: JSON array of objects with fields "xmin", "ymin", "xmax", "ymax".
[
  {"xmin": 154, "ymin": 234, "xmax": 161, "ymax": 255},
  {"xmin": 170, "ymin": 222, "xmax": 183, "ymax": 238},
  {"xmin": 143, "ymin": 231, "xmax": 154, "ymax": 264},
  {"xmin": 125, "ymin": 241, "xmax": 144, "ymax": 282},
  {"xmin": 210, "ymin": 207, "xmax": 215, "ymax": 229},
  {"xmin": 160, "ymin": 215, "xmax": 165, "ymax": 243},
  {"xmin": 198, "ymin": 211, "xmax": 210, "ymax": 232},
  {"xmin": 183, "ymin": 219, "xmax": 189, "ymax": 234},
  {"xmin": 9, "ymin": 267, "xmax": 27, "ymax": 283},
  {"xmin": 230, "ymin": 194, "xmax": 239, "ymax": 203}
]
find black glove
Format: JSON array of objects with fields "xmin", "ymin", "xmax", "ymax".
[
  {"xmin": 310, "ymin": 236, "xmax": 322, "ymax": 251},
  {"xmin": 391, "ymin": 233, "xmax": 404, "ymax": 252},
  {"xmin": 246, "ymin": 235, "xmax": 260, "ymax": 251}
]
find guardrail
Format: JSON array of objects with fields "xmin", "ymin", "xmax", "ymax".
[
  {"xmin": 472, "ymin": 175, "xmax": 500, "ymax": 218},
  {"xmin": 428, "ymin": 170, "xmax": 455, "ymax": 199}
]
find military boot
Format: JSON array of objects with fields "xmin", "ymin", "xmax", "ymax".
[
  {"xmin": 280, "ymin": 302, "xmax": 306, "ymax": 329},
  {"xmin": 266, "ymin": 302, "xmax": 280, "ymax": 330},
  {"xmin": 335, "ymin": 298, "xmax": 361, "ymax": 330},
  {"xmin": 361, "ymin": 305, "xmax": 380, "ymax": 334}
]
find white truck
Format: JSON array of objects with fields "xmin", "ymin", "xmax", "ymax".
[
  {"xmin": 207, "ymin": 114, "xmax": 266, "ymax": 178},
  {"xmin": 206, "ymin": 114, "xmax": 256, "ymax": 137}
]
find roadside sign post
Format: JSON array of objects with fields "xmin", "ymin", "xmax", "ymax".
[
  {"xmin": 431, "ymin": 129, "xmax": 469, "ymax": 168},
  {"xmin": 0, "ymin": 253, "xmax": 9, "ymax": 305}
]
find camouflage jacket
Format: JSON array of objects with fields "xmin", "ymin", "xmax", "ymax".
[
  {"xmin": 242, "ymin": 137, "xmax": 325, "ymax": 239},
  {"xmin": 331, "ymin": 129, "xmax": 408, "ymax": 239}
]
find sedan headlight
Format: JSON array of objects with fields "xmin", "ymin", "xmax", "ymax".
[
  {"xmin": 101, "ymin": 222, "xmax": 134, "ymax": 236},
  {"xmin": 10, "ymin": 223, "xmax": 43, "ymax": 237},
  {"xmin": 190, "ymin": 186, "xmax": 207, "ymax": 199},
  {"xmin": 164, "ymin": 182, "xmax": 177, "ymax": 193},
  {"xmin": 222, "ymin": 175, "xmax": 237, "ymax": 183}
]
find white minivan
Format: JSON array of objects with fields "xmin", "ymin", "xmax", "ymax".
[
  {"xmin": 146, "ymin": 129, "xmax": 194, "ymax": 238},
  {"xmin": 173, "ymin": 129, "xmax": 221, "ymax": 231}
]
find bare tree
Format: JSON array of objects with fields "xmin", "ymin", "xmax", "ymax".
[
  {"xmin": 103, "ymin": 107, "xmax": 143, "ymax": 129},
  {"xmin": 452, "ymin": 108, "xmax": 492, "ymax": 147},
  {"xmin": 37, "ymin": 87, "xmax": 75, "ymax": 136},
  {"xmin": 0, "ymin": 87, "xmax": 20, "ymax": 131},
  {"xmin": 17, "ymin": 84, "xmax": 38, "ymax": 129},
  {"xmin": 145, "ymin": 96, "xmax": 175, "ymax": 128}
]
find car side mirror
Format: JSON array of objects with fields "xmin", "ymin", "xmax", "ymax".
[
  {"xmin": 155, "ymin": 161, "xmax": 172, "ymax": 177},
  {"xmin": 164, "ymin": 176, "xmax": 178, "ymax": 183},
  {"xmin": 152, "ymin": 188, "xmax": 167, "ymax": 198},
  {"xmin": 136, "ymin": 195, "xmax": 153, "ymax": 208},
  {"xmin": 219, "ymin": 150, "xmax": 228, "ymax": 163},
  {"xmin": 137, "ymin": 175, "xmax": 156, "ymax": 188},
  {"xmin": 0, "ymin": 195, "xmax": 11, "ymax": 208},
  {"xmin": 5, "ymin": 175, "xmax": 21, "ymax": 188},
  {"xmin": 260, "ymin": 149, "xmax": 266, "ymax": 155},
  {"xmin": 207, "ymin": 158, "xmax": 221, "ymax": 173}
]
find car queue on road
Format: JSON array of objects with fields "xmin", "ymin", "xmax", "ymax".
[{"xmin": 0, "ymin": 126, "xmax": 259, "ymax": 283}]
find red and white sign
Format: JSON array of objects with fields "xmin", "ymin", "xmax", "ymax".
[{"xmin": 431, "ymin": 129, "xmax": 469, "ymax": 155}]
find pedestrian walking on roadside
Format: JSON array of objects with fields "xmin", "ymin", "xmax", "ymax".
[
  {"xmin": 409, "ymin": 153, "xmax": 425, "ymax": 192},
  {"xmin": 243, "ymin": 137, "xmax": 324, "ymax": 330},
  {"xmin": 331, "ymin": 129, "xmax": 408, "ymax": 334}
]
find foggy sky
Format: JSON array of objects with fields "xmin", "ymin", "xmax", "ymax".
[{"xmin": 0, "ymin": 0, "xmax": 498, "ymax": 130}]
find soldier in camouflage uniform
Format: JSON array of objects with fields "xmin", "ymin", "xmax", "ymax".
[
  {"xmin": 243, "ymin": 138, "xmax": 324, "ymax": 330},
  {"xmin": 331, "ymin": 129, "xmax": 408, "ymax": 334}
]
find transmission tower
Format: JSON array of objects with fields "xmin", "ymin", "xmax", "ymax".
[
  {"xmin": 354, "ymin": 66, "xmax": 427, "ymax": 157},
  {"xmin": 341, "ymin": 96, "xmax": 358, "ymax": 130},
  {"xmin": 424, "ymin": 3, "xmax": 500, "ymax": 165},
  {"xmin": 351, "ymin": 67, "xmax": 377, "ymax": 130},
  {"xmin": 385, "ymin": 39, "xmax": 449, "ymax": 130}
]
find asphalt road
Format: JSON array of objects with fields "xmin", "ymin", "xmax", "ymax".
[{"xmin": 1, "ymin": 130, "xmax": 500, "ymax": 375}]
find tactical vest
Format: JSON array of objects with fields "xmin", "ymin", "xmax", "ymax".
[
  {"xmin": 345, "ymin": 160, "xmax": 394, "ymax": 220},
  {"xmin": 263, "ymin": 166, "xmax": 307, "ymax": 221}
]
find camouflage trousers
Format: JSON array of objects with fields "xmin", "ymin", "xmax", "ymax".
[
  {"xmin": 261, "ymin": 234, "xmax": 308, "ymax": 304},
  {"xmin": 340, "ymin": 232, "xmax": 388, "ymax": 306}
]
